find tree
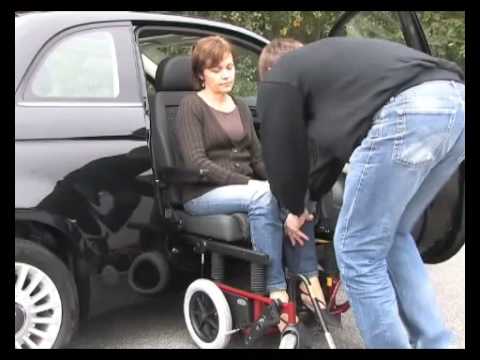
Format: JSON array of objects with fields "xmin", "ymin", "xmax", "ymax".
[
  {"xmin": 153, "ymin": 10, "xmax": 464, "ymax": 96},
  {"xmin": 160, "ymin": 11, "xmax": 464, "ymax": 72},
  {"xmin": 416, "ymin": 11, "xmax": 465, "ymax": 71}
]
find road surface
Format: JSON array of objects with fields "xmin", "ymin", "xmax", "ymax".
[{"xmin": 68, "ymin": 247, "xmax": 465, "ymax": 349}]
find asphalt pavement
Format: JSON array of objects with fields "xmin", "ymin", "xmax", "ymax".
[{"xmin": 68, "ymin": 246, "xmax": 465, "ymax": 349}]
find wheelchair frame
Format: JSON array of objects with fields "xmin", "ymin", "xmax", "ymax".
[{"xmin": 176, "ymin": 226, "xmax": 350, "ymax": 349}]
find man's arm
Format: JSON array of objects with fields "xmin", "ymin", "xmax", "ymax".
[
  {"xmin": 309, "ymin": 154, "xmax": 345, "ymax": 201},
  {"xmin": 258, "ymin": 82, "xmax": 309, "ymax": 216}
]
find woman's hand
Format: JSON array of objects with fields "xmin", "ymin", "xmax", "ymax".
[{"xmin": 284, "ymin": 210, "xmax": 314, "ymax": 247}]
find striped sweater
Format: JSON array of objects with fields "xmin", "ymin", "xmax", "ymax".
[{"xmin": 175, "ymin": 93, "xmax": 267, "ymax": 203}]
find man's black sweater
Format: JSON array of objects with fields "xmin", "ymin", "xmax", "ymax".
[{"xmin": 258, "ymin": 37, "xmax": 464, "ymax": 215}]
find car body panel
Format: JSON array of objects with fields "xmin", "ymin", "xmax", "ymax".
[
  {"xmin": 15, "ymin": 105, "xmax": 145, "ymax": 140},
  {"xmin": 15, "ymin": 19, "xmax": 153, "ymax": 263}
]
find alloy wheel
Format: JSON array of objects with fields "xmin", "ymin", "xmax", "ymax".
[{"xmin": 15, "ymin": 262, "xmax": 62, "ymax": 349}]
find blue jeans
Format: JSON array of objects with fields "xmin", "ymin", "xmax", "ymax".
[
  {"xmin": 334, "ymin": 80, "xmax": 464, "ymax": 348},
  {"xmin": 184, "ymin": 180, "xmax": 318, "ymax": 293}
]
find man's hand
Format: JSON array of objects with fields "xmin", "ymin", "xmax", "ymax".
[{"xmin": 284, "ymin": 210, "xmax": 314, "ymax": 247}]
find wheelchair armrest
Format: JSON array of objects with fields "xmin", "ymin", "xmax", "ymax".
[{"xmin": 157, "ymin": 166, "xmax": 209, "ymax": 185}]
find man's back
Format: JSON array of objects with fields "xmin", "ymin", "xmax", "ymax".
[
  {"xmin": 258, "ymin": 37, "xmax": 463, "ymax": 212},
  {"xmin": 264, "ymin": 37, "xmax": 463, "ymax": 159}
]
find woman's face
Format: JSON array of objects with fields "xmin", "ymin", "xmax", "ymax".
[{"xmin": 202, "ymin": 52, "xmax": 235, "ymax": 94}]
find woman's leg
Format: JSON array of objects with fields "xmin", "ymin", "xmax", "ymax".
[
  {"xmin": 184, "ymin": 181, "xmax": 287, "ymax": 293},
  {"xmin": 283, "ymin": 220, "xmax": 327, "ymax": 306}
]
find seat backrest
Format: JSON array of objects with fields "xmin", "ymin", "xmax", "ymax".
[{"xmin": 150, "ymin": 55, "xmax": 196, "ymax": 207}]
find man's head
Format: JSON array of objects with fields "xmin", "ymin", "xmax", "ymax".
[{"xmin": 258, "ymin": 38, "xmax": 303, "ymax": 81}]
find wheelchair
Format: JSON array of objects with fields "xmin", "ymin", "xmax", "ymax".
[{"xmin": 149, "ymin": 55, "xmax": 350, "ymax": 349}]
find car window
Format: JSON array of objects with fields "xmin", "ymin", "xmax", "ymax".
[
  {"xmin": 139, "ymin": 33, "xmax": 259, "ymax": 98},
  {"xmin": 338, "ymin": 11, "xmax": 407, "ymax": 45},
  {"xmin": 416, "ymin": 11, "xmax": 465, "ymax": 71},
  {"xmin": 30, "ymin": 30, "xmax": 120, "ymax": 98}
]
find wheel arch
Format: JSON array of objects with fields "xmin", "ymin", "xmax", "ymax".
[
  {"xmin": 15, "ymin": 209, "xmax": 84, "ymax": 263},
  {"xmin": 15, "ymin": 209, "xmax": 93, "ymax": 320}
]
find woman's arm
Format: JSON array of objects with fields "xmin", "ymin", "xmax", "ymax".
[
  {"xmin": 249, "ymin": 125, "xmax": 268, "ymax": 180},
  {"xmin": 241, "ymin": 102, "xmax": 267, "ymax": 180}
]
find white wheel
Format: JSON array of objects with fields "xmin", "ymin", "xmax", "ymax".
[
  {"xmin": 15, "ymin": 262, "xmax": 62, "ymax": 349},
  {"xmin": 15, "ymin": 238, "xmax": 78, "ymax": 349},
  {"xmin": 183, "ymin": 279, "xmax": 232, "ymax": 349}
]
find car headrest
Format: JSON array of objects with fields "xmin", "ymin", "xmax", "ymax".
[{"xmin": 155, "ymin": 55, "xmax": 195, "ymax": 92}]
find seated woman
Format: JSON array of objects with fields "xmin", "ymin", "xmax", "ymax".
[{"xmin": 175, "ymin": 35, "xmax": 330, "ymax": 331}]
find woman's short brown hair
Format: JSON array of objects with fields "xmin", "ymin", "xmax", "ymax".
[
  {"xmin": 191, "ymin": 35, "xmax": 233, "ymax": 89},
  {"xmin": 258, "ymin": 38, "xmax": 303, "ymax": 81}
]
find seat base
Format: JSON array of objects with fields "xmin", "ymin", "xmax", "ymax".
[{"xmin": 175, "ymin": 210, "xmax": 250, "ymax": 243}]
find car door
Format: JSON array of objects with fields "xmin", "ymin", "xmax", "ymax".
[
  {"xmin": 15, "ymin": 22, "xmax": 155, "ymax": 253},
  {"xmin": 324, "ymin": 11, "xmax": 465, "ymax": 263}
]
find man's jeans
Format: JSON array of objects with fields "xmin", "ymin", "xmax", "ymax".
[
  {"xmin": 334, "ymin": 80, "xmax": 465, "ymax": 348},
  {"xmin": 184, "ymin": 180, "xmax": 318, "ymax": 293}
]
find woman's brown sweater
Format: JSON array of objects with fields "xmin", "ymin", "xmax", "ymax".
[{"xmin": 175, "ymin": 93, "xmax": 267, "ymax": 203}]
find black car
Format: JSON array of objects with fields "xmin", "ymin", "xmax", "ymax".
[{"xmin": 15, "ymin": 11, "xmax": 465, "ymax": 349}]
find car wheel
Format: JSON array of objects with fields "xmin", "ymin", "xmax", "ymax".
[
  {"xmin": 15, "ymin": 238, "xmax": 79, "ymax": 349},
  {"xmin": 184, "ymin": 279, "xmax": 232, "ymax": 349}
]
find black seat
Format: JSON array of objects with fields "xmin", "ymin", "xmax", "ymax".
[{"xmin": 151, "ymin": 55, "xmax": 250, "ymax": 243}]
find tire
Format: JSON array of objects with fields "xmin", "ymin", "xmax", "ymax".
[
  {"xmin": 183, "ymin": 279, "xmax": 232, "ymax": 349},
  {"xmin": 15, "ymin": 238, "xmax": 79, "ymax": 349},
  {"xmin": 128, "ymin": 251, "xmax": 171, "ymax": 296}
]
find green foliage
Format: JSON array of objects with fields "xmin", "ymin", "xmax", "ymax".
[
  {"xmin": 416, "ymin": 11, "xmax": 465, "ymax": 71},
  {"xmin": 166, "ymin": 11, "xmax": 464, "ymax": 65},
  {"xmin": 157, "ymin": 11, "xmax": 465, "ymax": 94},
  {"xmin": 343, "ymin": 12, "xmax": 405, "ymax": 44},
  {"xmin": 232, "ymin": 48, "xmax": 257, "ymax": 97},
  {"xmin": 166, "ymin": 11, "xmax": 339, "ymax": 42}
]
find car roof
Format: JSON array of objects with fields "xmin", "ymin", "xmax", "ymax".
[{"xmin": 15, "ymin": 11, "xmax": 269, "ymax": 92}]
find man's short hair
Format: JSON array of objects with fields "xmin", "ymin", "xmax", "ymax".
[{"xmin": 258, "ymin": 38, "xmax": 303, "ymax": 81}]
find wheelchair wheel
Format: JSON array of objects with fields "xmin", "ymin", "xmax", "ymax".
[{"xmin": 183, "ymin": 279, "xmax": 232, "ymax": 349}]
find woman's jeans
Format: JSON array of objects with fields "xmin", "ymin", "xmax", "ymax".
[
  {"xmin": 184, "ymin": 180, "xmax": 318, "ymax": 293},
  {"xmin": 334, "ymin": 80, "xmax": 465, "ymax": 348}
]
